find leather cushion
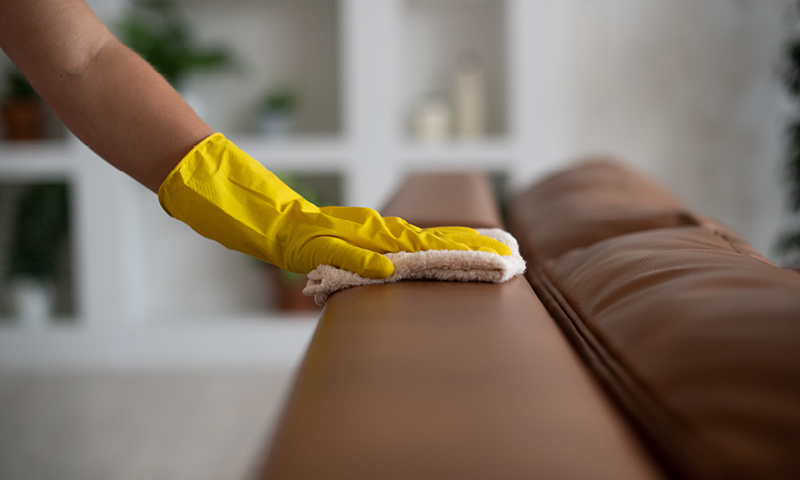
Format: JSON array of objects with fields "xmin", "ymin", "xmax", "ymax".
[
  {"xmin": 529, "ymin": 226, "xmax": 800, "ymax": 479},
  {"xmin": 510, "ymin": 160, "xmax": 707, "ymax": 263}
]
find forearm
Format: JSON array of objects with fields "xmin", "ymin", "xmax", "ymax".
[
  {"xmin": 42, "ymin": 39, "xmax": 214, "ymax": 191},
  {"xmin": 0, "ymin": 0, "xmax": 213, "ymax": 192}
]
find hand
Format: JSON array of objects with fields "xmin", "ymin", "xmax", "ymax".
[{"xmin": 159, "ymin": 134, "xmax": 511, "ymax": 279}]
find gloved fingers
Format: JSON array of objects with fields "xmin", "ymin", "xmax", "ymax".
[
  {"xmin": 385, "ymin": 229, "xmax": 481, "ymax": 253},
  {"xmin": 426, "ymin": 231, "xmax": 512, "ymax": 256},
  {"xmin": 319, "ymin": 207, "xmax": 427, "ymax": 236},
  {"xmin": 371, "ymin": 220, "xmax": 481, "ymax": 238},
  {"xmin": 299, "ymin": 236, "xmax": 396, "ymax": 280},
  {"xmin": 314, "ymin": 206, "xmax": 510, "ymax": 256},
  {"xmin": 374, "ymin": 228, "xmax": 511, "ymax": 256},
  {"xmin": 319, "ymin": 205, "xmax": 384, "ymax": 224},
  {"xmin": 421, "ymin": 226, "xmax": 480, "ymax": 235},
  {"xmin": 379, "ymin": 216, "xmax": 425, "ymax": 233}
]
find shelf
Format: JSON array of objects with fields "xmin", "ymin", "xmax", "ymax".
[
  {"xmin": 0, "ymin": 316, "xmax": 77, "ymax": 327},
  {"xmin": 0, "ymin": 139, "xmax": 78, "ymax": 180},
  {"xmin": 399, "ymin": 137, "xmax": 513, "ymax": 168},
  {"xmin": 0, "ymin": 138, "xmax": 72, "ymax": 151}
]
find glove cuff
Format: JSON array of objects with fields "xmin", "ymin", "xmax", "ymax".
[{"xmin": 158, "ymin": 132, "xmax": 226, "ymax": 217}]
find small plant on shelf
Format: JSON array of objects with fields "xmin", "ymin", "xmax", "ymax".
[
  {"xmin": 1, "ymin": 66, "xmax": 44, "ymax": 140},
  {"xmin": 258, "ymin": 88, "xmax": 300, "ymax": 138},
  {"xmin": 118, "ymin": 0, "xmax": 233, "ymax": 89},
  {"xmin": 5, "ymin": 183, "xmax": 71, "ymax": 322}
]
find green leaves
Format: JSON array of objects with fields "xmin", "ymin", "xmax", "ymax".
[
  {"xmin": 787, "ymin": 121, "xmax": 800, "ymax": 212},
  {"xmin": 4, "ymin": 67, "xmax": 38, "ymax": 100},
  {"xmin": 118, "ymin": 0, "xmax": 232, "ymax": 89},
  {"xmin": 7, "ymin": 183, "xmax": 70, "ymax": 281},
  {"xmin": 778, "ymin": 3, "xmax": 800, "ymax": 261},
  {"xmin": 782, "ymin": 42, "xmax": 800, "ymax": 98}
]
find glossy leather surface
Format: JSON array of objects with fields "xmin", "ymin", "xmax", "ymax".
[
  {"xmin": 382, "ymin": 172, "xmax": 503, "ymax": 229},
  {"xmin": 261, "ymin": 279, "xmax": 661, "ymax": 479},
  {"xmin": 532, "ymin": 228, "xmax": 800, "ymax": 479},
  {"xmin": 510, "ymin": 162, "xmax": 800, "ymax": 479},
  {"xmin": 259, "ymin": 172, "xmax": 662, "ymax": 480},
  {"xmin": 509, "ymin": 160, "xmax": 699, "ymax": 263}
]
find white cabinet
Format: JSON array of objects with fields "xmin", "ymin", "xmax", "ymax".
[{"xmin": 0, "ymin": 0, "xmax": 569, "ymax": 367}]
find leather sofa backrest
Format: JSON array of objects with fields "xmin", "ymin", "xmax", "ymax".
[
  {"xmin": 532, "ymin": 227, "xmax": 800, "ymax": 479},
  {"xmin": 508, "ymin": 160, "xmax": 771, "ymax": 265},
  {"xmin": 510, "ymin": 162, "xmax": 800, "ymax": 479}
]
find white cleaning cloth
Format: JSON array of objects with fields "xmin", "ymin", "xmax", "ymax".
[{"xmin": 303, "ymin": 228, "xmax": 526, "ymax": 306}]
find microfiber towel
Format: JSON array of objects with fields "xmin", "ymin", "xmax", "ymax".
[{"xmin": 303, "ymin": 228, "xmax": 526, "ymax": 306}]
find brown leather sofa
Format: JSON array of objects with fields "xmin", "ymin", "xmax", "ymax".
[
  {"xmin": 257, "ymin": 163, "xmax": 800, "ymax": 480},
  {"xmin": 508, "ymin": 161, "xmax": 800, "ymax": 480}
]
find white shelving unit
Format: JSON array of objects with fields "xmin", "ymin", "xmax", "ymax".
[{"xmin": 0, "ymin": 0, "xmax": 570, "ymax": 368}]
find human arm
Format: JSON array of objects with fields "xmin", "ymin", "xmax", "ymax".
[{"xmin": 0, "ymin": 0, "xmax": 212, "ymax": 192}]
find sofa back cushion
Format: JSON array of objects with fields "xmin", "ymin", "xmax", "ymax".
[
  {"xmin": 529, "ymin": 227, "xmax": 800, "ymax": 479},
  {"xmin": 510, "ymin": 161, "xmax": 799, "ymax": 478},
  {"xmin": 509, "ymin": 160, "xmax": 772, "ymax": 266},
  {"xmin": 508, "ymin": 160, "xmax": 697, "ymax": 263}
]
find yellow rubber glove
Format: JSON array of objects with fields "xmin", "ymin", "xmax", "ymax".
[{"xmin": 158, "ymin": 133, "xmax": 511, "ymax": 279}]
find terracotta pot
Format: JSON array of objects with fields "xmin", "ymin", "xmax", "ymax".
[
  {"xmin": 2, "ymin": 98, "xmax": 44, "ymax": 140},
  {"xmin": 268, "ymin": 266, "xmax": 320, "ymax": 312}
]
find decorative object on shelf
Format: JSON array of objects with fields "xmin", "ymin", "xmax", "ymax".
[
  {"xmin": 258, "ymin": 88, "xmax": 300, "ymax": 139},
  {"xmin": 117, "ymin": 0, "xmax": 234, "ymax": 91},
  {"xmin": 779, "ymin": 0, "xmax": 800, "ymax": 268},
  {"xmin": 8, "ymin": 279, "xmax": 53, "ymax": 327},
  {"xmin": 412, "ymin": 93, "xmax": 452, "ymax": 143},
  {"xmin": 1, "ymin": 66, "xmax": 44, "ymax": 141},
  {"xmin": 453, "ymin": 52, "xmax": 486, "ymax": 140},
  {"xmin": 5, "ymin": 183, "xmax": 70, "ymax": 325}
]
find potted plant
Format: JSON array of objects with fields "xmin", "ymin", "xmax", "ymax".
[
  {"xmin": 5, "ymin": 183, "xmax": 70, "ymax": 324},
  {"xmin": 780, "ymin": 1, "xmax": 800, "ymax": 268},
  {"xmin": 118, "ymin": 0, "xmax": 233, "ymax": 91},
  {"xmin": 258, "ymin": 88, "xmax": 300, "ymax": 139},
  {"xmin": 1, "ymin": 67, "xmax": 44, "ymax": 140}
]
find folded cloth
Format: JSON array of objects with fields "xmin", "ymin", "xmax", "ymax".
[{"xmin": 303, "ymin": 228, "xmax": 526, "ymax": 306}]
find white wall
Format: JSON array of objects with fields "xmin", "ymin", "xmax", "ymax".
[{"xmin": 563, "ymin": 0, "xmax": 789, "ymax": 259}]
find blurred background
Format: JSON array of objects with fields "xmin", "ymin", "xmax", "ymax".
[{"xmin": 0, "ymin": 0, "xmax": 795, "ymax": 478}]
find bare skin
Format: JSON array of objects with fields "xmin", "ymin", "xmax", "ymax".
[{"xmin": 0, "ymin": 0, "xmax": 214, "ymax": 192}]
